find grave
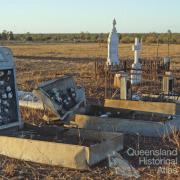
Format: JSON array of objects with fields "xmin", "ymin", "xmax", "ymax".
[
  {"xmin": 0, "ymin": 123, "xmax": 123, "ymax": 170},
  {"xmin": 0, "ymin": 47, "xmax": 124, "ymax": 170},
  {"xmin": 70, "ymin": 105, "xmax": 180, "ymax": 137}
]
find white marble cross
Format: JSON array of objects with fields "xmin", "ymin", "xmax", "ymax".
[{"xmin": 131, "ymin": 38, "xmax": 142, "ymax": 85}]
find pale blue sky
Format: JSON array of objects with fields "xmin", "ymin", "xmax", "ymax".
[{"xmin": 0, "ymin": 0, "xmax": 180, "ymax": 33}]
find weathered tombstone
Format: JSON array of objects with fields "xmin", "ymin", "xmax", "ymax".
[
  {"xmin": 0, "ymin": 47, "xmax": 22, "ymax": 130},
  {"xmin": 34, "ymin": 75, "xmax": 86, "ymax": 121}
]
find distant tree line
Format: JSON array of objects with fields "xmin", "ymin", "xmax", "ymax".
[
  {"xmin": 0, "ymin": 30, "xmax": 14, "ymax": 40},
  {"xmin": 0, "ymin": 30, "xmax": 180, "ymax": 44}
]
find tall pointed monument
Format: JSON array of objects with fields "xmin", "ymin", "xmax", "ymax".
[{"xmin": 106, "ymin": 18, "xmax": 120, "ymax": 66}]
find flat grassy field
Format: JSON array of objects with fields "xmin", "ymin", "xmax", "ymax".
[
  {"xmin": 0, "ymin": 43, "xmax": 179, "ymax": 179},
  {"xmin": 6, "ymin": 43, "xmax": 180, "ymax": 59},
  {"xmin": 5, "ymin": 43, "xmax": 180, "ymax": 93}
]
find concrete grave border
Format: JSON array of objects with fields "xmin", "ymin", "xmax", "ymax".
[
  {"xmin": 0, "ymin": 124, "xmax": 123, "ymax": 170},
  {"xmin": 105, "ymin": 99, "xmax": 180, "ymax": 115},
  {"xmin": 72, "ymin": 114, "xmax": 180, "ymax": 138}
]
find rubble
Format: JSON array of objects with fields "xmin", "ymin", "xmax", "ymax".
[{"xmin": 108, "ymin": 151, "xmax": 140, "ymax": 178}]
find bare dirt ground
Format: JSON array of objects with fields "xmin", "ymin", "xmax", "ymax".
[{"xmin": 0, "ymin": 43, "xmax": 180, "ymax": 179}]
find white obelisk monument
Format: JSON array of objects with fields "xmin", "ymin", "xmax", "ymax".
[
  {"xmin": 131, "ymin": 38, "xmax": 142, "ymax": 85},
  {"xmin": 107, "ymin": 19, "xmax": 120, "ymax": 66}
]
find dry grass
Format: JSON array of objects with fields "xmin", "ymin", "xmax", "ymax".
[
  {"xmin": 165, "ymin": 127, "xmax": 180, "ymax": 149},
  {"xmin": 3, "ymin": 163, "xmax": 16, "ymax": 177},
  {"xmin": 6, "ymin": 43, "xmax": 180, "ymax": 59},
  {"xmin": 0, "ymin": 43, "xmax": 179, "ymax": 179},
  {"xmin": 15, "ymin": 59, "xmax": 102, "ymax": 101}
]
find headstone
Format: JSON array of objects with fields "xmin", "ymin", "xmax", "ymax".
[
  {"xmin": 34, "ymin": 75, "xmax": 86, "ymax": 121},
  {"xmin": 0, "ymin": 47, "xmax": 22, "ymax": 130},
  {"xmin": 107, "ymin": 19, "xmax": 120, "ymax": 66}
]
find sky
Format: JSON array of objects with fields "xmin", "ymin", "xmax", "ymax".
[{"xmin": 0, "ymin": 0, "xmax": 180, "ymax": 33}]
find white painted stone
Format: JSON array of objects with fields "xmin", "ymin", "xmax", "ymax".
[
  {"xmin": 131, "ymin": 38, "xmax": 142, "ymax": 85},
  {"xmin": 107, "ymin": 19, "xmax": 120, "ymax": 66}
]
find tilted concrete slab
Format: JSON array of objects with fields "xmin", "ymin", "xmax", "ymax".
[
  {"xmin": 72, "ymin": 114, "xmax": 180, "ymax": 138},
  {"xmin": 0, "ymin": 124, "xmax": 123, "ymax": 170},
  {"xmin": 104, "ymin": 99, "xmax": 180, "ymax": 115}
]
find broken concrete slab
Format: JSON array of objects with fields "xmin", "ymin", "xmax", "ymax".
[
  {"xmin": 72, "ymin": 114, "xmax": 165, "ymax": 137},
  {"xmin": 108, "ymin": 151, "xmax": 140, "ymax": 178},
  {"xmin": 18, "ymin": 91, "xmax": 44, "ymax": 110},
  {"xmin": 19, "ymin": 100, "xmax": 44, "ymax": 110},
  {"xmin": 0, "ymin": 123, "xmax": 123, "ymax": 170},
  {"xmin": 105, "ymin": 99, "xmax": 180, "ymax": 115},
  {"xmin": 72, "ymin": 114, "xmax": 180, "ymax": 138}
]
